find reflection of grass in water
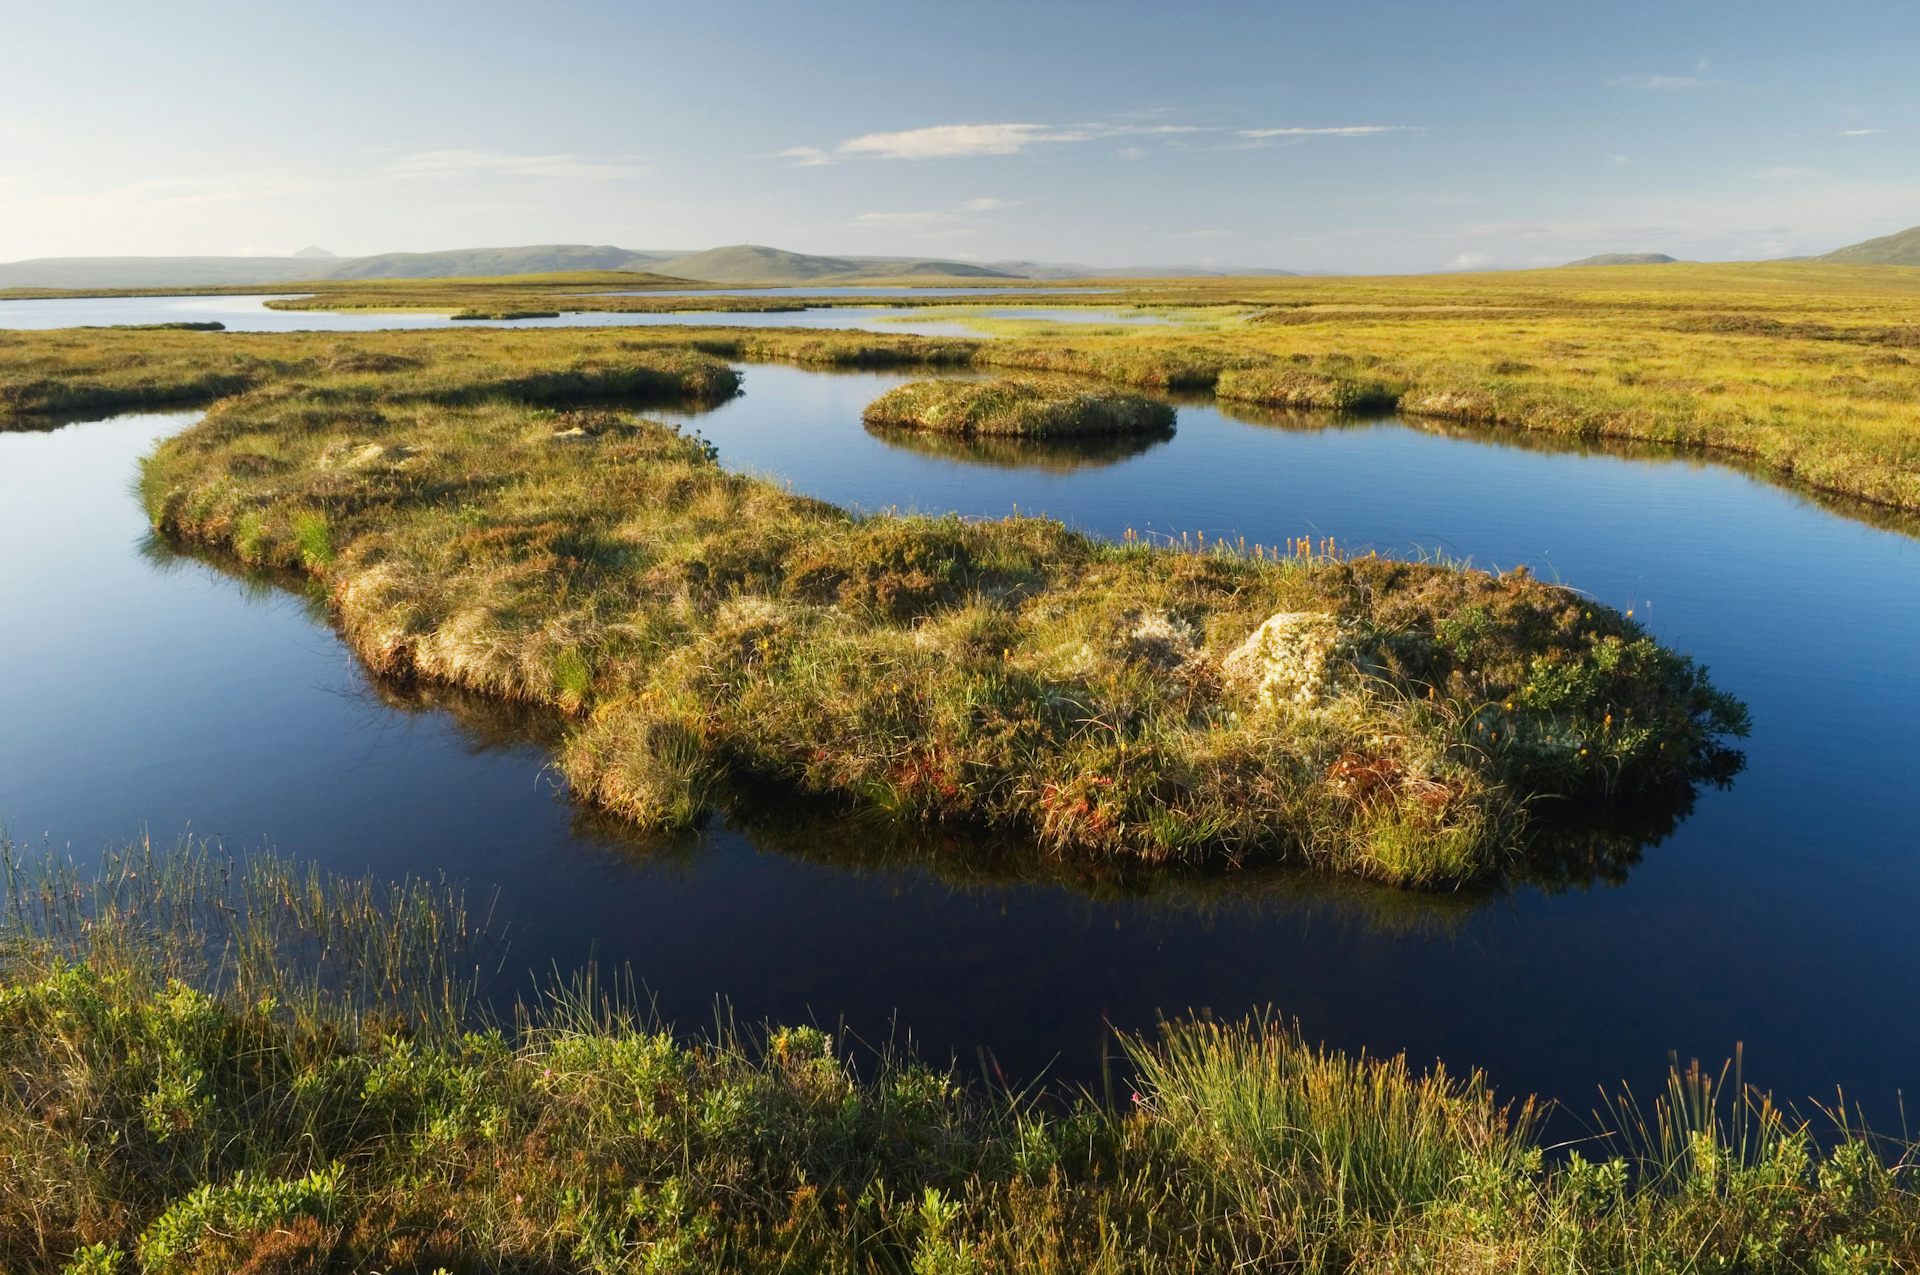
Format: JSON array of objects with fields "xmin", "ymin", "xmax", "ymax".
[{"xmin": 863, "ymin": 420, "xmax": 1174, "ymax": 472}]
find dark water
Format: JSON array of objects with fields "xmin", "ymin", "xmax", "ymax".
[
  {"xmin": 3, "ymin": 365, "xmax": 1917, "ymax": 1128},
  {"xmin": 0, "ymin": 294, "xmax": 1165, "ymax": 337}
]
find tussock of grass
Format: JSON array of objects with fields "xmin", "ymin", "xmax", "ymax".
[
  {"xmin": 1216, "ymin": 363, "xmax": 1398, "ymax": 413},
  {"xmin": 862, "ymin": 377, "xmax": 1176, "ymax": 437},
  {"xmin": 132, "ymin": 341, "xmax": 1744, "ymax": 887},
  {"xmin": 6, "ymin": 845, "xmax": 1917, "ymax": 1273}
]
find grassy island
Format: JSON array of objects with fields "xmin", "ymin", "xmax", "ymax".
[
  {"xmin": 862, "ymin": 377, "xmax": 1177, "ymax": 437},
  {"xmin": 89, "ymin": 331, "xmax": 1746, "ymax": 887}
]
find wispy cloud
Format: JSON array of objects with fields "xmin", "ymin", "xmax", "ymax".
[
  {"xmin": 385, "ymin": 149, "xmax": 651, "ymax": 180},
  {"xmin": 1609, "ymin": 73, "xmax": 1714, "ymax": 91},
  {"xmin": 781, "ymin": 120, "xmax": 1214, "ymax": 164},
  {"xmin": 1238, "ymin": 126, "xmax": 1404, "ymax": 138},
  {"xmin": 1838, "ymin": 128, "xmax": 1884, "ymax": 136},
  {"xmin": 838, "ymin": 123, "xmax": 1076, "ymax": 160}
]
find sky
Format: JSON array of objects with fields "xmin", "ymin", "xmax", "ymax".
[{"xmin": 1, "ymin": 0, "xmax": 1915, "ymax": 273}]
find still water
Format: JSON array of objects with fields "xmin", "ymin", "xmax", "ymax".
[
  {"xmin": 0, "ymin": 293, "xmax": 1167, "ymax": 337},
  {"xmin": 2, "ymin": 362, "xmax": 1916, "ymax": 1128}
]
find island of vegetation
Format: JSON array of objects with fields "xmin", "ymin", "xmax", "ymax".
[
  {"xmin": 862, "ymin": 376, "xmax": 1177, "ymax": 437},
  {"xmin": 44, "ymin": 329, "xmax": 1735, "ymax": 888}
]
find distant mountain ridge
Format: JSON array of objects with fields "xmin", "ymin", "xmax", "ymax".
[
  {"xmin": 1819, "ymin": 225, "xmax": 1920, "ymax": 266},
  {"xmin": 647, "ymin": 244, "xmax": 1015, "ymax": 283},
  {"xmin": 0, "ymin": 242, "xmax": 1299, "ymax": 289}
]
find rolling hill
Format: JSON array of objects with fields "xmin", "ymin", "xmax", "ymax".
[
  {"xmin": 0, "ymin": 243, "xmax": 1020, "ymax": 290},
  {"xmin": 0, "ymin": 241, "xmax": 1319, "ymax": 290},
  {"xmin": 649, "ymin": 244, "xmax": 1015, "ymax": 283},
  {"xmin": 1818, "ymin": 225, "xmax": 1920, "ymax": 266}
]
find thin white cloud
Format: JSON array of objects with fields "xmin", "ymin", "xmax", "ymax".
[
  {"xmin": 1609, "ymin": 74, "xmax": 1713, "ymax": 91},
  {"xmin": 960, "ymin": 197, "xmax": 1015, "ymax": 212},
  {"xmin": 787, "ymin": 120, "xmax": 1210, "ymax": 164},
  {"xmin": 1838, "ymin": 128, "xmax": 1884, "ymax": 136},
  {"xmin": 838, "ymin": 123, "xmax": 1071, "ymax": 160},
  {"xmin": 1238, "ymin": 126, "xmax": 1404, "ymax": 138},
  {"xmin": 385, "ymin": 149, "xmax": 651, "ymax": 180}
]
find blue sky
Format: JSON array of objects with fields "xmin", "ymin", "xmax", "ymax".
[{"xmin": 2, "ymin": 0, "xmax": 1914, "ymax": 271}]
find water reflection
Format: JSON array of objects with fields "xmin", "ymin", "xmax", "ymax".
[{"xmin": 863, "ymin": 422, "xmax": 1177, "ymax": 472}]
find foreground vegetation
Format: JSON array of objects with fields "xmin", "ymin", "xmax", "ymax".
[
  {"xmin": 5, "ymin": 843, "xmax": 1916, "ymax": 1273},
  {"xmin": 90, "ymin": 329, "xmax": 1746, "ymax": 886},
  {"xmin": 862, "ymin": 377, "xmax": 1175, "ymax": 437}
]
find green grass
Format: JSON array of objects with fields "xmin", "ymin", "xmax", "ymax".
[
  {"xmin": 5, "ymin": 842, "xmax": 1917, "ymax": 1273},
  {"xmin": 861, "ymin": 377, "xmax": 1176, "ymax": 436},
  {"xmin": 117, "ymin": 334, "xmax": 1742, "ymax": 887}
]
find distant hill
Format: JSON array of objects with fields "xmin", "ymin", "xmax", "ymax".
[
  {"xmin": 1564, "ymin": 253, "xmax": 1680, "ymax": 267},
  {"xmin": 652, "ymin": 244, "xmax": 1015, "ymax": 283},
  {"xmin": 0, "ymin": 240, "xmax": 1308, "ymax": 290},
  {"xmin": 1818, "ymin": 225, "xmax": 1920, "ymax": 266},
  {"xmin": 319, "ymin": 244, "xmax": 675, "ymax": 280}
]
